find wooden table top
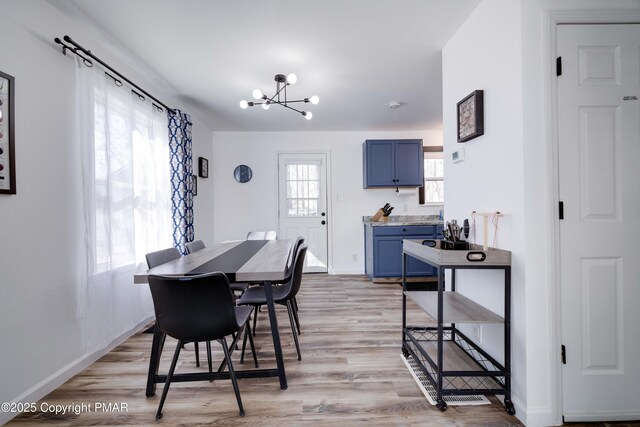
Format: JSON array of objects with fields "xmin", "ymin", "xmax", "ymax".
[{"xmin": 134, "ymin": 239, "xmax": 293, "ymax": 284}]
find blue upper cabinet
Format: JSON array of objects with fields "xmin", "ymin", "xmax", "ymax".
[{"xmin": 363, "ymin": 139, "xmax": 423, "ymax": 188}]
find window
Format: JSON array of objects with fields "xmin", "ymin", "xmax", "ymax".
[
  {"xmin": 420, "ymin": 146, "xmax": 444, "ymax": 205},
  {"xmin": 285, "ymin": 162, "xmax": 320, "ymax": 217},
  {"xmin": 89, "ymin": 80, "xmax": 172, "ymax": 274}
]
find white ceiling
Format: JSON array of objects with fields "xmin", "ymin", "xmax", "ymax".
[{"xmin": 64, "ymin": 0, "xmax": 480, "ymax": 132}]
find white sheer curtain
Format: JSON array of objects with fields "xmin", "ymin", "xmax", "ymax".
[{"xmin": 76, "ymin": 62, "xmax": 172, "ymax": 351}]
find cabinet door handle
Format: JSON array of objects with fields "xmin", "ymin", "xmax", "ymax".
[{"xmin": 321, "ymin": 220, "xmax": 326, "ymax": 225}]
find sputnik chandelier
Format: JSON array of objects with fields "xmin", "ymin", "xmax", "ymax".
[{"xmin": 239, "ymin": 73, "xmax": 319, "ymax": 120}]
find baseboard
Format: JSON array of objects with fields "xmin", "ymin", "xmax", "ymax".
[
  {"xmin": 0, "ymin": 315, "xmax": 154, "ymax": 425},
  {"xmin": 373, "ymin": 276, "xmax": 438, "ymax": 284},
  {"xmin": 524, "ymin": 405, "xmax": 558, "ymax": 426},
  {"xmin": 563, "ymin": 411, "xmax": 640, "ymax": 422},
  {"xmin": 493, "ymin": 394, "xmax": 535, "ymax": 426},
  {"xmin": 328, "ymin": 268, "xmax": 364, "ymax": 275}
]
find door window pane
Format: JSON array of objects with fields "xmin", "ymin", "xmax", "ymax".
[
  {"xmin": 287, "ymin": 165, "xmax": 297, "ymax": 180},
  {"xmin": 285, "ymin": 161, "xmax": 321, "ymax": 217},
  {"xmin": 308, "ymin": 164, "xmax": 319, "ymax": 180}
]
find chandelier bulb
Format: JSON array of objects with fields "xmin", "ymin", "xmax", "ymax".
[
  {"xmin": 252, "ymin": 89, "xmax": 263, "ymax": 100},
  {"xmin": 286, "ymin": 73, "xmax": 297, "ymax": 85},
  {"xmin": 304, "ymin": 111, "xmax": 313, "ymax": 120},
  {"xmin": 239, "ymin": 100, "xmax": 249, "ymax": 109},
  {"xmin": 262, "ymin": 101, "xmax": 270, "ymax": 110},
  {"xmin": 309, "ymin": 95, "xmax": 319, "ymax": 105}
]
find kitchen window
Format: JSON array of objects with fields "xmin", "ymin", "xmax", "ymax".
[{"xmin": 419, "ymin": 146, "xmax": 444, "ymax": 205}]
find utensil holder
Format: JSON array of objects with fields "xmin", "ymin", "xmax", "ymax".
[{"xmin": 442, "ymin": 240, "xmax": 470, "ymax": 250}]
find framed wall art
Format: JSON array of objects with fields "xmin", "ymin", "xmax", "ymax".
[
  {"xmin": 198, "ymin": 156, "xmax": 208, "ymax": 178},
  {"xmin": 0, "ymin": 70, "xmax": 16, "ymax": 194},
  {"xmin": 192, "ymin": 174, "xmax": 198, "ymax": 196},
  {"xmin": 457, "ymin": 90, "xmax": 484, "ymax": 143}
]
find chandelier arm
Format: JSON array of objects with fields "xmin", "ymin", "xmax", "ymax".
[
  {"xmin": 277, "ymin": 99, "xmax": 307, "ymax": 104},
  {"xmin": 277, "ymin": 102, "xmax": 304, "ymax": 115},
  {"xmin": 267, "ymin": 83, "xmax": 288, "ymax": 103},
  {"xmin": 250, "ymin": 99, "xmax": 304, "ymax": 114}
]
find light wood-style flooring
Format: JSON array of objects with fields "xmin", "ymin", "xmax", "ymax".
[{"xmin": 9, "ymin": 275, "xmax": 628, "ymax": 426}]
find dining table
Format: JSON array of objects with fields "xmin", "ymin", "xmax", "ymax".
[{"xmin": 134, "ymin": 239, "xmax": 294, "ymax": 396}]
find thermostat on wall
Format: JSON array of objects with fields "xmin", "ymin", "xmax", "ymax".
[{"xmin": 452, "ymin": 148, "xmax": 465, "ymax": 163}]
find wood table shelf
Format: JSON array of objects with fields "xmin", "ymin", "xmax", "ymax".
[{"xmin": 405, "ymin": 291, "xmax": 504, "ymax": 324}]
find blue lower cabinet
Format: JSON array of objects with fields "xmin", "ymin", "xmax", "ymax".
[
  {"xmin": 374, "ymin": 237, "xmax": 403, "ymax": 277},
  {"xmin": 365, "ymin": 224, "xmax": 438, "ymax": 278},
  {"xmin": 373, "ymin": 236, "xmax": 435, "ymax": 277}
]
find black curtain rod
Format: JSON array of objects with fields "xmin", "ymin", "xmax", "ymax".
[{"xmin": 54, "ymin": 35, "xmax": 175, "ymax": 114}]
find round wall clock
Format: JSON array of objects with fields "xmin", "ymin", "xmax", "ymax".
[{"xmin": 233, "ymin": 164, "xmax": 253, "ymax": 183}]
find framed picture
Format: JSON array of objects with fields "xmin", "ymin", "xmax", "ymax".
[
  {"xmin": 198, "ymin": 157, "xmax": 208, "ymax": 178},
  {"xmin": 457, "ymin": 90, "xmax": 484, "ymax": 143},
  {"xmin": 0, "ymin": 70, "xmax": 16, "ymax": 195},
  {"xmin": 192, "ymin": 175, "xmax": 198, "ymax": 196}
]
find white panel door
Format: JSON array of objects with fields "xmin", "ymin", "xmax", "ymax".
[
  {"xmin": 558, "ymin": 24, "xmax": 640, "ymax": 421},
  {"xmin": 278, "ymin": 153, "xmax": 328, "ymax": 273}
]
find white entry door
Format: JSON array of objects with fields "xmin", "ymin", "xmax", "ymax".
[
  {"xmin": 278, "ymin": 153, "xmax": 328, "ymax": 273},
  {"xmin": 558, "ymin": 24, "xmax": 640, "ymax": 422}
]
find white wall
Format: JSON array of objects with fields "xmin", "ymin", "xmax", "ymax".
[
  {"xmin": 442, "ymin": 0, "xmax": 527, "ymax": 421},
  {"xmin": 445, "ymin": 1, "xmax": 640, "ymax": 426},
  {"xmin": 0, "ymin": 2, "xmax": 214, "ymax": 423},
  {"xmin": 212, "ymin": 131, "xmax": 442, "ymax": 274},
  {"xmin": 520, "ymin": 1, "xmax": 640, "ymax": 426}
]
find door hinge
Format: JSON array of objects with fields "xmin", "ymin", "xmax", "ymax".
[
  {"xmin": 559, "ymin": 201, "xmax": 564, "ymax": 220},
  {"xmin": 561, "ymin": 345, "xmax": 567, "ymax": 364},
  {"xmin": 556, "ymin": 57, "xmax": 562, "ymax": 76}
]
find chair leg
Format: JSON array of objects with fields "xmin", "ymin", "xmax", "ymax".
[
  {"xmin": 286, "ymin": 301, "xmax": 302, "ymax": 361},
  {"xmin": 252, "ymin": 306, "xmax": 259, "ymax": 336},
  {"xmin": 155, "ymin": 339, "xmax": 183, "ymax": 420},
  {"xmin": 231, "ymin": 332, "xmax": 238, "ymax": 350},
  {"xmin": 240, "ymin": 324, "xmax": 248, "ymax": 364},
  {"xmin": 247, "ymin": 320, "xmax": 259, "ymax": 368},
  {"xmin": 206, "ymin": 341, "xmax": 213, "ymax": 374},
  {"xmin": 220, "ymin": 338, "xmax": 245, "ymax": 417},
  {"xmin": 292, "ymin": 296, "xmax": 301, "ymax": 335},
  {"xmin": 194, "ymin": 342, "xmax": 200, "ymax": 367}
]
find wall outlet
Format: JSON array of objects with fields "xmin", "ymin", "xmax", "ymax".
[{"xmin": 352, "ymin": 253, "xmax": 358, "ymax": 262}]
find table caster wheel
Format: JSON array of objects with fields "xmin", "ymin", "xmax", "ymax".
[
  {"xmin": 436, "ymin": 399, "xmax": 447, "ymax": 412},
  {"xmin": 505, "ymin": 399, "xmax": 516, "ymax": 415}
]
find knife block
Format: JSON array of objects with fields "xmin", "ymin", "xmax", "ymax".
[{"xmin": 372, "ymin": 208, "xmax": 385, "ymax": 222}]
